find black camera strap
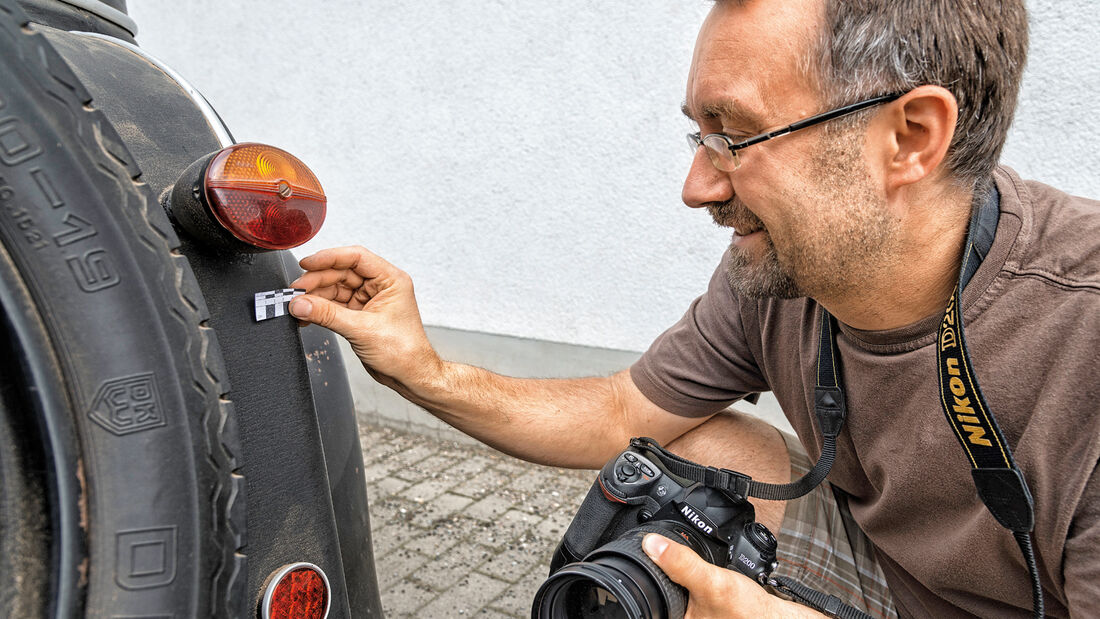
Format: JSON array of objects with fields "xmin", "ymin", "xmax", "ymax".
[
  {"xmin": 936, "ymin": 193, "xmax": 1041, "ymax": 617},
  {"xmin": 631, "ymin": 337, "xmax": 841, "ymax": 506},
  {"xmin": 630, "ymin": 311, "xmax": 848, "ymax": 504}
]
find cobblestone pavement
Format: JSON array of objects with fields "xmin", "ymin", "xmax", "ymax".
[{"xmin": 358, "ymin": 422, "xmax": 597, "ymax": 618}]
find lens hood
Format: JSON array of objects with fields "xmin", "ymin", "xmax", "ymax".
[{"xmin": 532, "ymin": 528, "xmax": 688, "ymax": 619}]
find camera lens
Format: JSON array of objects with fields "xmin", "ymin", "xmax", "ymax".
[
  {"xmin": 533, "ymin": 556, "xmax": 650, "ymax": 618},
  {"xmin": 532, "ymin": 527, "xmax": 691, "ymax": 619},
  {"xmin": 557, "ymin": 575, "xmax": 637, "ymax": 618}
]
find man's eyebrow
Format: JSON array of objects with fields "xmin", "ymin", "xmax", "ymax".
[{"xmin": 681, "ymin": 99, "xmax": 764, "ymax": 130}]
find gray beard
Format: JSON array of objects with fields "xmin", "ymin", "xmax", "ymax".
[
  {"xmin": 707, "ymin": 199, "xmax": 804, "ymax": 299},
  {"xmin": 725, "ymin": 233, "xmax": 804, "ymax": 299}
]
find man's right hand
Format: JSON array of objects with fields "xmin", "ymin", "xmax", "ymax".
[{"xmin": 288, "ymin": 246, "xmax": 443, "ymax": 396}]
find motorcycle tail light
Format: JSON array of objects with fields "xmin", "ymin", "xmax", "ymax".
[
  {"xmin": 262, "ymin": 563, "xmax": 330, "ymax": 619},
  {"xmin": 203, "ymin": 142, "xmax": 326, "ymax": 250}
]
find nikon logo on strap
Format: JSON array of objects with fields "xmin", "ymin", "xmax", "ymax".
[
  {"xmin": 937, "ymin": 287, "xmax": 1012, "ymax": 468},
  {"xmin": 939, "ymin": 295, "xmax": 994, "ymax": 449}
]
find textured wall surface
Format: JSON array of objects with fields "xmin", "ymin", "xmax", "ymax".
[{"xmin": 128, "ymin": 1, "xmax": 1099, "ymax": 352}]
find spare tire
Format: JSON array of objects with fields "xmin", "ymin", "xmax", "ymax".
[{"xmin": 0, "ymin": 1, "xmax": 246, "ymax": 616}]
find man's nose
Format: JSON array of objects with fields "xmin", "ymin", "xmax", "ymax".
[{"xmin": 682, "ymin": 147, "xmax": 734, "ymax": 209}]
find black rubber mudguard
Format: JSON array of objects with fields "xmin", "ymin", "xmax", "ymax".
[{"xmin": 0, "ymin": 0, "xmax": 245, "ymax": 615}]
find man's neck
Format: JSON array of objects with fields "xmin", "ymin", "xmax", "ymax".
[{"xmin": 819, "ymin": 190, "xmax": 974, "ymax": 332}]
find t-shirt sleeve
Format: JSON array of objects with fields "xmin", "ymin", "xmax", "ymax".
[
  {"xmin": 1064, "ymin": 460, "xmax": 1100, "ymax": 616},
  {"xmin": 629, "ymin": 250, "xmax": 770, "ymax": 417}
]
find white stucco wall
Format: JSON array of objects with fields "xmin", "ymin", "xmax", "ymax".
[{"xmin": 129, "ymin": 1, "xmax": 1099, "ymax": 353}]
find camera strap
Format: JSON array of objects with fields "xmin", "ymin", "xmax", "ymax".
[
  {"xmin": 936, "ymin": 192, "xmax": 1042, "ymax": 617},
  {"xmin": 630, "ymin": 311, "xmax": 848, "ymax": 503}
]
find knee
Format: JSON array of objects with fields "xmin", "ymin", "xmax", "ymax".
[
  {"xmin": 664, "ymin": 409, "xmax": 792, "ymax": 534},
  {"xmin": 664, "ymin": 409, "xmax": 789, "ymax": 481}
]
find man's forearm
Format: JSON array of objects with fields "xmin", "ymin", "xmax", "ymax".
[{"xmin": 392, "ymin": 362, "xmax": 635, "ymax": 469}]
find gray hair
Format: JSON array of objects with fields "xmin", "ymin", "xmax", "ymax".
[{"xmin": 806, "ymin": 1, "xmax": 1030, "ymax": 191}]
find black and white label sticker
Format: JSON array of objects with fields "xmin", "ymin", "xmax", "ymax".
[{"xmin": 254, "ymin": 288, "xmax": 305, "ymax": 322}]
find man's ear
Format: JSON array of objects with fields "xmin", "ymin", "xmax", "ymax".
[{"xmin": 876, "ymin": 85, "xmax": 958, "ymax": 192}]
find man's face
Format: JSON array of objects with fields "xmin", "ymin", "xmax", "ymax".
[{"xmin": 682, "ymin": 0, "xmax": 900, "ymax": 300}]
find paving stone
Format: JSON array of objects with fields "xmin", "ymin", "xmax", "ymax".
[
  {"xmin": 472, "ymin": 607, "xmax": 519, "ymax": 619},
  {"xmin": 401, "ymin": 478, "xmax": 452, "ymax": 503},
  {"xmin": 491, "ymin": 570, "xmax": 547, "ymax": 616},
  {"xmin": 477, "ymin": 542, "xmax": 551, "ymax": 584},
  {"xmin": 464, "ymin": 493, "xmax": 518, "ymax": 522},
  {"xmin": 402, "ymin": 524, "xmax": 464, "ymax": 557},
  {"xmin": 415, "ymin": 542, "xmax": 499, "ymax": 591},
  {"xmin": 361, "ymin": 434, "xmax": 414, "ymax": 464},
  {"xmin": 361, "ymin": 421, "xmax": 608, "ymax": 617},
  {"xmin": 479, "ymin": 509, "xmax": 543, "ymax": 551},
  {"xmin": 509, "ymin": 486, "xmax": 581, "ymax": 516},
  {"xmin": 364, "ymin": 459, "xmax": 406, "ymax": 481},
  {"xmin": 447, "ymin": 454, "xmax": 497, "ymax": 478},
  {"xmin": 367, "ymin": 475, "xmax": 410, "ymax": 499},
  {"xmin": 453, "ymin": 467, "xmax": 512, "ymax": 499},
  {"xmin": 410, "ymin": 492, "xmax": 476, "ymax": 529},
  {"xmin": 490, "ymin": 458, "xmax": 531, "ymax": 478},
  {"xmin": 532, "ymin": 509, "xmax": 575, "ymax": 541},
  {"xmin": 368, "ymin": 495, "xmax": 419, "ymax": 529},
  {"xmin": 418, "ymin": 572, "xmax": 512, "ymax": 617},
  {"xmin": 371, "ymin": 520, "xmax": 423, "ymax": 558},
  {"xmin": 380, "ymin": 578, "xmax": 436, "ymax": 617},
  {"xmin": 377, "ymin": 547, "xmax": 432, "ymax": 591}
]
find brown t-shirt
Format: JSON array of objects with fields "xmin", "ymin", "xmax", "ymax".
[{"xmin": 630, "ymin": 167, "xmax": 1100, "ymax": 617}]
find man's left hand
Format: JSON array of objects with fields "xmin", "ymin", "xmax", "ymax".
[{"xmin": 642, "ymin": 534, "xmax": 825, "ymax": 618}]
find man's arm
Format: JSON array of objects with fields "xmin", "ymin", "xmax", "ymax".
[{"xmin": 288, "ymin": 246, "xmax": 708, "ymax": 468}]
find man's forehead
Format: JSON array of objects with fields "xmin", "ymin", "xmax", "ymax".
[
  {"xmin": 680, "ymin": 98, "xmax": 764, "ymax": 129},
  {"xmin": 684, "ymin": 0, "xmax": 821, "ymax": 124}
]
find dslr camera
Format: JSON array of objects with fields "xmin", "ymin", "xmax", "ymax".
[{"xmin": 533, "ymin": 438, "xmax": 778, "ymax": 619}]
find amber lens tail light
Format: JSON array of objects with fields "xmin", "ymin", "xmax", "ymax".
[{"xmin": 203, "ymin": 143, "xmax": 326, "ymax": 250}]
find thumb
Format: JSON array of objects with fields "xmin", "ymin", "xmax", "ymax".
[
  {"xmin": 289, "ymin": 295, "xmax": 363, "ymax": 335},
  {"xmin": 643, "ymin": 533, "xmax": 710, "ymax": 587}
]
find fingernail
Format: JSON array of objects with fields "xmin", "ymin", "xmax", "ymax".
[
  {"xmin": 290, "ymin": 298, "xmax": 312, "ymax": 318},
  {"xmin": 643, "ymin": 534, "xmax": 669, "ymax": 559}
]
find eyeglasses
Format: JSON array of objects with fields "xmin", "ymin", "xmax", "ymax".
[{"xmin": 687, "ymin": 93, "xmax": 903, "ymax": 171}]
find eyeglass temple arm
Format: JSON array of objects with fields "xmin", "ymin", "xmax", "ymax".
[{"xmin": 729, "ymin": 93, "xmax": 904, "ymax": 152}]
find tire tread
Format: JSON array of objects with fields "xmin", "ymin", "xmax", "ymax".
[{"xmin": 0, "ymin": 2, "xmax": 246, "ymax": 615}]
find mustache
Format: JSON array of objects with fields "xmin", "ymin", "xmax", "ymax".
[{"xmin": 706, "ymin": 198, "xmax": 765, "ymax": 234}]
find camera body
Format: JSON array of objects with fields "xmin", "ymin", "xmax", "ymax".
[{"xmin": 534, "ymin": 438, "xmax": 778, "ymax": 618}]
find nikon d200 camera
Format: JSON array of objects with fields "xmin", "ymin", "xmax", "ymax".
[{"xmin": 533, "ymin": 438, "xmax": 778, "ymax": 618}]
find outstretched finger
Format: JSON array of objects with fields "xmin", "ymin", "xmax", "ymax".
[
  {"xmin": 291, "ymin": 268, "xmax": 367, "ymax": 295},
  {"xmin": 298, "ymin": 246, "xmax": 397, "ymax": 281},
  {"xmin": 294, "ymin": 282, "xmax": 356, "ymax": 305}
]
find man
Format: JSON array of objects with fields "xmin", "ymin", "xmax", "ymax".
[{"xmin": 289, "ymin": 0, "xmax": 1099, "ymax": 616}]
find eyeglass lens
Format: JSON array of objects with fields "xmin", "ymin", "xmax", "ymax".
[{"xmin": 687, "ymin": 134, "xmax": 740, "ymax": 172}]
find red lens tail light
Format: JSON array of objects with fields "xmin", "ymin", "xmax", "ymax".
[
  {"xmin": 262, "ymin": 563, "xmax": 330, "ymax": 619},
  {"xmin": 204, "ymin": 143, "xmax": 326, "ymax": 250}
]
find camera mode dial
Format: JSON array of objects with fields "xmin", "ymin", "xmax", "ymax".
[{"xmin": 745, "ymin": 522, "xmax": 777, "ymax": 555}]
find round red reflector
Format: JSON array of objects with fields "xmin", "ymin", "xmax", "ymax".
[
  {"xmin": 204, "ymin": 143, "xmax": 326, "ymax": 250},
  {"xmin": 262, "ymin": 563, "xmax": 330, "ymax": 619}
]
